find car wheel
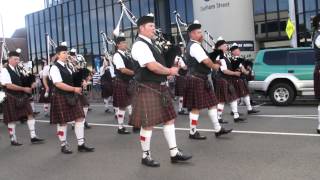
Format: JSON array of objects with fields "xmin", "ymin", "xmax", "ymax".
[{"xmin": 269, "ymin": 83, "xmax": 295, "ymax": 106}]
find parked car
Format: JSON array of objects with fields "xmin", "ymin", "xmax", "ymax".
[{"xmin": 249, "ymin": 47, "xmax": 314, "ymax": 106}]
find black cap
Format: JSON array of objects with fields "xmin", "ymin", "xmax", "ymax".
[
  {"xmin": 115, "ymin": 36, "xmax": 126, "ymax": 44},
  {"xmin": 8, "ymin": 49, "xmax": 21, "ymax": 57},
  {"xmin": 137, "ymin": 14, "xmax": 154, "ymax": 27},
  {"xmin": 230, "ymin": 43, "xmax": 239, "ymax": 52},
  {"xmin": 55, "ymin": 45, "xmax": 68, "ymax": 53},
  {"xmin": 215, "ymin": 37, "xmax": 227, "ymax": 49},
  {"xmin": 69, "ymin": 52, "xmax": 76, "ymax": 56},
  {"xmin": 187, "ymin": 20, "xmax": 201, "ymax": 32}
]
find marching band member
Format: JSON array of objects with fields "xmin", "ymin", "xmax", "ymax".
[
  {"xmin": 183, "ymin": 21, "xmax": 232, "ymax": 140},
  {"xmin": 130, "ymin": 14, "xmax": 192, "ymax": 167},
  {"xmin": 49, "ymin": 43, "xmax": 94, "ymax": 154},
  {"xmin": 1, "ymin": 49, "xmax": 44, "ymax": 146},
  {"xmin": 100, "ymin": 57, "xmax": 114, "ymax": 113}
]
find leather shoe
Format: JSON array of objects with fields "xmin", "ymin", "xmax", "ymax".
[
  {"xmin": 230, "ymin": 112, "xmax": 244, "ymax": 116},
  {"xmin": 215, "ymin": 128, "xmax": 233, "ymax": 137},
  {"xmin": 132, "ymin": 127, "xmax": 140, "ymax": 133},
  {"xmin": 248, "ymin": 109, "xmax": 260, "ymax": 114},
  {"xmin": 189, "ymin": 131, "xmax": 207, "ymax": 140},
  {"xmin": 178, "ymin": 110, "xmax": 189, "ymax": 115},
  {"xmin": 31, "ymin": 137, "xmax": 45, "ymax": 144},
  {"xmin": 78, "ymin": 144, "xmax": 95, "ymax": 152},
  {"xmin": 84, "ymin": 121, "xmax": 91, "ymax": 129},
  {"xmin": 219, "ymin": 119, "xmax": 228, "ymax": 124},
  {"xmin": 141, "ymin": 157, "xmax": 160, "ymax": 167},
  {"xmin": 118, "ymin": 127, "xmax": 131, "ymax": 134},
  {"xmin": 61, "ymin": 145, "xmax": 73, "ymax": 154},
  {"xmin": 317, "ymin": 129, "xmax": 320, "ymax": 134},
  {"xmin": 234, "ymin": 117, "xmax": 246, "ymax": 123},
  {"xmin": 11, "ymin": 141, "xmax": 23, "ymax": 146},
  {"xmin": 171, "ymin": 150, "xmax": 192, "ymax": 163}
]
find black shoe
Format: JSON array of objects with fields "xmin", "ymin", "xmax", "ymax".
[
  {"xmin": 31, "ymin": 137, "xmax": 45, "ymax": 144},
  {"xmin": 178, "ymin": 110, "xmax": 189, "ymax": 115},
  {"xmin": 189, "ymin": 131, "xmax": 207, "ymax": 140},
  {"xmin": 84, "ymin": 121, "xmax": 91, "ymax": 129},
  {"xmin": 317, "ymin": 129, "xmax": 320, "ymax": 134},
  {"xmin": 234, "ymin": 117, "xmax": 246, "ymax": 123},
  {"xmin": 71, "ymin": 125, "xmax": 75, "ymax": 130},
  {"xmin": 141, "ymin": 157, "xmax": 160, "ymax": 167},
  {"xmin": 219, "ymin": 119, "xmax": 228, "ymax": 124},
  {"xmin": 230, "ymin": 112, "xmax": 244, "ymax": 116},
  {"xmin": 215, "ymin": 128, "xmax": 233, "ymax": 137},
  {"xmin": 88, "ymin": 108, "xmax": 92, "ymax": 112},
  {"xmin": 248, "ymin": 109, "xmax": 260, "ymax": 114},
  {"xmin": 61, "ymin": 145, "xmax": 73, "ymax": 154},
  {"xmin": 11, "ymin": 141, "xmax": 23, "ymax": 146},
  {"xmin": 118, "ymin": 127, "xmax": 131, "ymax": 134},
  {"xmin": 78, "ymin": 144, "xmax": 95, "ymax": 152},
  {"xmin": 105, "ymin": 109, "xmax": 110, "ymax": 113},
  {"xmin": 171, "ymin": 150, "xmax": 192, "ymax": 163},
  {"xmin": 132, "ymin": 127, "xmax": 140, "ymax": 133}
]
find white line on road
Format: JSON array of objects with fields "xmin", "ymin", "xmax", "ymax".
[
  {"xmin": 251, "ymin": 115, "xmax": 317, "ymax": 119},
  {"xmin": 35, "ymin": 120, "xmax": 320, "ymax": 137}
]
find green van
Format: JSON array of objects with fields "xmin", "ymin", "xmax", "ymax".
[{"xmin": 249, "ymin": 47, "xmax": 315, "ymax": 106}]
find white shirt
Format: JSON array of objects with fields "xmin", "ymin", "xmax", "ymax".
[
  {"xmin": 92, "ymin": 72, "xmax": 101, "ymax": 85},
  {"xmin": 1, "ymin": 64, "xmax": 16, "ymax": 85},
  {"xmin": 113, "ymin": 50, "xmax": 126, "ymax": 70},
  {"xmin": 131, "ymin": 34, "xmax": 156, "ymax": 67},
  {"xmin": 189, "ymin": 40, "xmax": 209, "ymax": 63},
  {"xmin": 49, "ymin": 60, "xmax": 72, "ymax": 84},
  {"xmin": 315, "ymin": 35, "xmax": 320, "ymax": 48}
]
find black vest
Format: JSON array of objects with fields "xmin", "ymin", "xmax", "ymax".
[
  {"xmin": 134, "ymin": 37, "xmax": 167, "ymax": 83},
  {"xmin": 313, "ymin": 30, "xmax": 320, "ymax": 63},
  {"xmin": 186, "ymin": 41, "xmax": 211, "ymax": 75},
  {"xmin": 5, "ymin": 66, "xmax": 24, "ymax": 96},
  {"xmin": 217, "ymin": 56, "xmax": 234, "ymax": 79},
  {"xmin": 54, "ymin": 61, "xmax": 74, "ymax": 95},
  {"xmin": 114, "ymin": 51, "xmax": 135, "ymax": 81}
]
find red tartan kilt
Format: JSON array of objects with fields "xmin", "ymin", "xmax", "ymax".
[
  {"xmin": 113, "ymin": 78, "xmax": 132, "ymax": 108},
  {"xmin": 101, "ymin": 79, "xmax": 113, "ymax": 98},
  {"xmin": 229, "ymin": 79, "xmax": 249, "ymax": 98},
  {"xmin": 3, "ymin": 95, "xmax": 33, "ymax": 124},
  {"xmin": 314, "ymin": 64, "xmax": 320, "ymax": 99},
  {"xmin": 129, "ymin": 83, "xmax": 177, "ymax": 128},
  {"xmin": 38, "ymin": 88, "xmax": 51, "ymax": 103},
  {"xmin": 214, "ymin": 78, "xmax": 238, "ymax": 103},
  {"xmin": 175, "ymin": 76, "xmax": 187, "ymax": 96},
  {"xmin": 79, "ymin": 94, "xmax": 89, "ymax": 107},
  {"xmin": 50, "ymin": 93, "xmax": 85, "ymax": 124},
  {"xmin": 183, "ymin": 75, "xmax": 218, "ymax": 110}
]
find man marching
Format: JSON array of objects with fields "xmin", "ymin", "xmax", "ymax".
[
  {"xmin": 130, "ymin": 14, "xmax": 192, "ymax": 167},
  {"xmin": 112, "ymin": 34, "xmax": 135, "ymax": 134},
  {"xmin": 183, "ymin": 21, "xmax": 232, "ymax": 140},
  {"xmin": 1, "ymin": 49, "xmax": 44, "ymax": 146},
  {"xmin": 49, "ymin": 43, "xmax": 94, "ymax": 154}
]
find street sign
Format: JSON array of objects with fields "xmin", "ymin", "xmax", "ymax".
[{"xmin": 286, "ymin": 19, "xmax": 295, "ymax": 40}]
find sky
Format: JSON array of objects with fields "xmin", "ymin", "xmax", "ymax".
[{"xmin": 0, "ymin": 0, "xmax": 44, "ymax": 37}]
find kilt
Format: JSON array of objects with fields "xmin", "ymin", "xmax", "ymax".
[
  {"xmin": 214, "ymin": 77, "xmax": 238, "ymax": 103},
  {"xmin": 130, "ymin": 82, "xmax": 177, "ymax": 128},
  {"xmin": 50, "ymin": 92, "xmax": 85, "ymax": 124},
  {"xmin": 3, "ymin": 94, "xmax": 33, "ymax": 124},
  {"xmin": 314, "ymin": 64, "xmax": 320, "ymax": 99},
  {"xmin": 229, "ymin": 78, "xmax": 249, "ymax": 98},
  {"xmin": 38, "ymin": 88, "xmax": 51, "ymax": 103},
  {"xmin": 79, "ymin": 94, "xmax": 90, "ymax": 107},
  {"xmin": 101, "ymin": 79, "xmax": 113, "ymax": 98},
  {"xmin": 183, "ymin": 75, "xmax": 218, "ymax": 110},
  {"xmin": 175, "ymin": 75, "xmax": 187, "ymax": 97},
  {"xmin": 113, "ymin": 78, "xmax": 132, "ymax": 108}
]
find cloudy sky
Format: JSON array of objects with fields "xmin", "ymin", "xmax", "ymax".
[{"xmin": 0, "ymin": 0, "xmax": 44, "ymax": 37}]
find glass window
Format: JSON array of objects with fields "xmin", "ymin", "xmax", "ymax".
[
  {"xmin": 69, "ymin": 1, "xmax": 75, "ymax": 15},
  {"xmin": 304, "ymin": 0, "xmax": 316, "ymax": 11},
  {"xmin": 263, "ymin": 51, "xmax": 288, "ymax": 65},
  {"xmin": 186, "ymin": 0, "xmax": 194, "ymax": 23},
  {"xmin": 98, "ymin": 8, "xmax": 106, "ymax": 36},
  {"xmin": 39, "ymin": 11, "xmax": 44, "ymax": 23},
  {"xmin": 140, "ymin": 0, "xmax": 150, "ymax": 15},
  {"xmin": 113, "ymin": 3, "xmax": 121, "ymax": 29},
  {"xmin": 253, "ymin": 0, "xmax": 265, "ymax": 14},
  {"xmin": 92, "ymin": 43, "xmax": 100, "ymax": 55},
  {"xmin": 45, "ymin": 21, "xmax": 50, "ymax": 35},
  {"xmin": 34, "ymin": 12, "xmax": 39, "ymax": 24},
  {"xmin": 123, "ymin": 1, "xmax": 131, "ymax": 30},
  {"xmin": 297, "ymin": 0, "xmax": 304, "ymax": 13},
  {"xmin": 90, "ymin": 9, "xmax": 99, "ymax": 43},
  {"xmin": 63, "ymin": 3, "xmax": 68, "ymax": 17},
  {"xmin": 29, "ymin": 27, "xmax": 35, "ymax": 54},
  {"xmin": 105, "ymin": 0, "xmax": 112, "ymax": 6},
  {"xmin": 40, "ymin": 23, "xmax": 46, "ymax": 52},
  {"xmin": 176, "ymin": 0, "xmax": 186, "ymax": 24},
  {"xmin": 84, "ymin": 44, "xmax": 92, "ymax": 55},
  {"xmin": 77, "ymin": 14, "xmax": 84, "ymax": 45},
  {"xmin": 51, "ymin": 20, "xmax": 58, "ymax": 43},
  {"xmin": 90, "ymin": 0, "xmax": 96, "ymax": 9},
  {"xmin": 50, "ymin": 7, "xmax": 56, "ymax": 20},
  {"xmin": 57, "ymin": 19, "xmax": 63, "ymax": 42},
  {"xmin": 278, "ymin": 0, "xmax": 288, "ymax": 11},
  {"xmin": 70, "ymin": 15, "xmax": 77, "ymax": 46},
  {"xmin": 82, "ymin": 0, "xmax": 89, "ymax": 12},
  {"xmin": 97, "ymin": 0, "xmax": 104, "ymax": 8},
  {"xmin": 288, "ymin": 50, "xmax": 315, "ymax": 65},
  {"xmin": 35, "ymin": 24, "xmax": 41, "ymax": 53},
  {"xmin": 76, "ymin": 0, "xmax": 82, "ymax": 14},
  {"xmin": 131, "ymin": 0, "xmax": 140, "ymax": 18},
  {"xmin": 266, "ymin": 21, "xmax": 279, "ymax": 32},
  {"xmin": 306, "ymin": 12, "xmax": 317, "ymax": 31},
  {"xmin": 106, "ymin": 5, "xmax": 113, "ymax": 35},
  {"xmin": 64, "ymin": 16, "xmax": 70, "ymax": 45},
  {"xmin": 57, "ymin": 4, "xmax": 62, "ymax": 18},
  {"xmin": 44, "ymin": 9, "xmax": 50, "ymax": 21},
  {"xmin": 266, "ymin": 0, "xmax": 277, "ymax": 12},
  {"xmin": 83, "ymin": 12, "xmax": 91, "ymax": 44}
]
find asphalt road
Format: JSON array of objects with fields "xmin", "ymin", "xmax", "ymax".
[{"xmin": 1, "ymin": 101, "xmax": 320, "ymax": 180}]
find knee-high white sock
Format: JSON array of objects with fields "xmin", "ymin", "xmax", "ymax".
[
  {"xmin": 104, "ymin": 97, "xmax": 111, "ymax": 109},
  {"xmin": 178, "ymin": 97, "xmax": 183, "ymax": 111},
  {"xmin": 83, "ymin": 107, "xmax": 89, "ymax": 117},
  {"xmin": 114, "ymin": 107, "xmax": 119, "ymax": 119},
  {"xmin": 230, "ymin": 100, "xmax": 239, "ymax": 119},
  {"xmin": 217, "ymin": 103, "xmax": 225, "ymax": 120},
  {"xmin": 44, "ymin": 104, "xmax": 49, "ymax": 112},
  {"xmin": 117, "ymin": 110, "xmax": 125, "ymax": 129},
  {"xmin": 318, "ymin": 105, "xmax": 320, "ymax": 130},
  {"xmin": 75, "ymin": 121, "xmax": 85, "ymax": 146},
  {"xmin": 30, "ymin": 102, "xmax": 35, "ymax": 112},
  {"xmin": 140, "ymin": 128, "xmax": 152, "ymax": 158},
  {"xmin": 127, "ymin": 105, "xmax": 132, "ymax": 116},
  {"xmin": 208, "ymin": 108, "xmax": 222, "ymax": 131},
  {"xmin": 57, "ymin": 124, "xmax": 67, "ymax": 146},
  {"xmin": 27, "ymin": 119, "xmax": 37, "ymax": 138},
  {"xmin": 8, "ymin": 123, "xmax": 17, "ymax": 142},
  {"xmin": 244, "ymin": 95, "xmax": 252, "ymax": 111},
  {"xmin": 163, "ymin": 124, "xmax": 179, "ymax": 157},
  {"xmin": 189, "ymin": 113, "xmax": 199, "ymax": 135}
]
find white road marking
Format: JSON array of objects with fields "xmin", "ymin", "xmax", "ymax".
[
  {"xmin": 35, "ymin": 120, "xmax": 320, "ymax": 137},
  {"xmin": 251, "ymin": 115, "xmax": 317, "ymax": 119}
]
